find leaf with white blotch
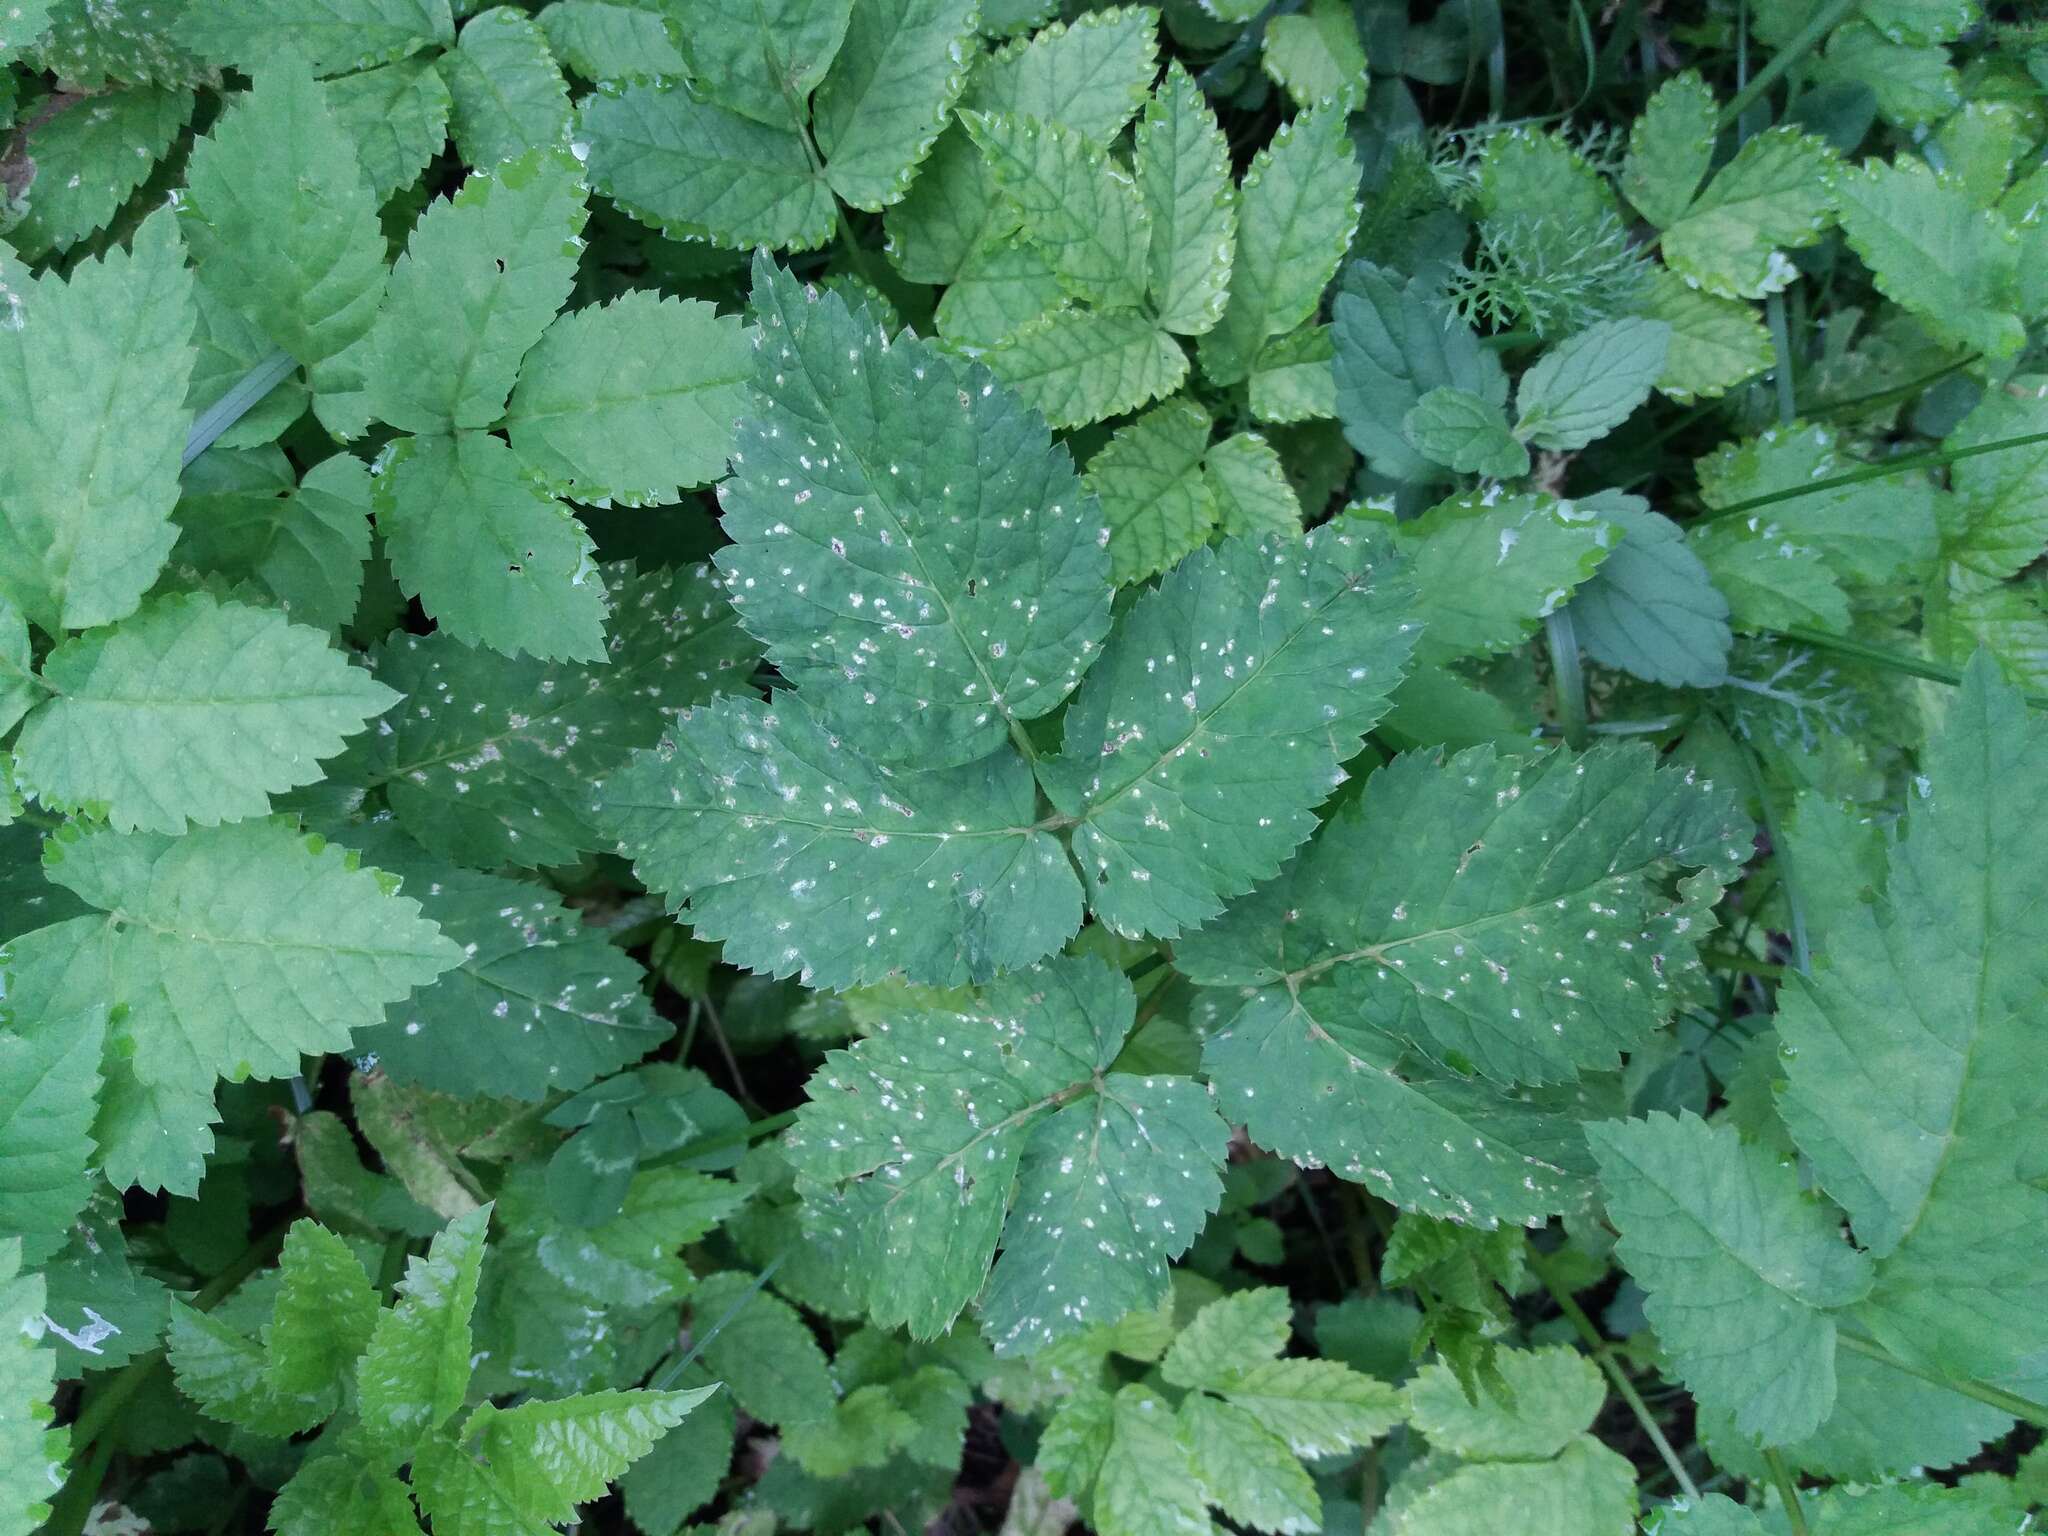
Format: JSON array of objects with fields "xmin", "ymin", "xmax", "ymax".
[
  {"xmin": 717, "ymin": 257, "xmax": 1111, "ymax": 769},
  {"xmin": 1636, "ymin": 267, "xmax": 1772, "ymax": 405},
  {"xmin": 812, "ymin": 0, "xmax": 977, "ymax": 211},
  {"xmin": 963, "ymin": 111, "xmax": 1152, "ymax": 311},
  {"xmin": 0, "ymin": 1014, "xmax": 102, "ymax": 1266},
  {"xmin": 339, "ymin": 562, "xmax": 754, "ymax": 870},
  {"xmin": 182, "ymin": 59, "xmax": 387, "ymax": 370},
  {"xmin": 1941, "ymin": 381, "xmax": 2048, "ymax": 590},
  {"xmin": 1040, "ymin": 526, "xmax": 1416, "ymax": 941},
  {"xmin": 170, "ymin": 450, "xmax": 372, "ymax": 633},
  {"xmin": 0, "ymin": 211, "xmax": 193, "ymax": 636},
  {"xmin": 4, "ymin": 86, "xmax": 194, "ymax": 260},
  {"xmin": 1405, "ymin": 1346, "xmax": 1603, "ymax": 1460},
  {"xmin": 442, "ymin": 6, "xmax": 574, "ymax": 169},
  {"xmin": 1621, "ymin": 71, "xmax": 1715, "ymax": 230},
  {"xmin": 1590, "ymin": 1111, "xmax": 1872, "ymax": 1445},
  {"xmin": 1565, "ymin": 494, "xmax": 1731, "ymax": 688},
  {"xmin": 1200, "ymin": 104, "xmax": 1359, "ymax": 387},
  {"xmin": 7, "ymin": 818, "xmax": 460, "ymax": 1194},
  {"xmin": 983, "ymin": 305, "xmax": 1189, "ymax": 429},
  {"xmin": 361, "ymin": 834, "xmax": 668, "ymax": 1101},
  {"xmin": 14, "ymin": 592, "xmax": 398, "ymax": 834},
  {"xmin": 175, "ymin": 0, "xmax": 451, "ymax": 75},
  {"xmin": 356, "ymin": 1204, "xmax": 492, "ymax": 1454},
  {"xmin": 1512, "ymin": 320, "xmax": 1671, "ymax": 451},
  {"xmin": 504, "ymin": 292, "xmax": 750, "ymax": 505},
  {"xmin": 324, "ymin": 57, "xmax": 453, "ymax": 201},
  {"xmin": 665, "ymin": 0, "xmax": 850, "ymax": 128},
  {"xmin": 1204, "ymin": 432, "xmax": 1302, "ymax": 541},
  {"xmin": 1775, "ymin": 656, "xmax": 2048, "ymax": 1386},
  {"xmin": 1364, "ymin": 492, "xmax": 1611, "ymax": 665},
  {"xmin": 786, "ymin": 956, "xmax": 1227, "ymax": 1351},
  {"xmin": 1133, "ymin": 62, "xmax": 1235, "ymax": 336},
  {"xmin": 1696, "ymin": 422, "xmax": 1938, "ymax": 589},
  {"xmin": 599, "ymin": 691, "xmax": 1081, "ymax": 988},
  {"xmin": 1660, "ymin": 127, "xmax": 1835, "ymax": 300},
  {"xmin": 1402, "ymin": 388, "xmax": 1528, "ymax": 479},
  {"xmin": 1085, "ymin": 397, "xmax": 1216, "ymax": 585},
  {"xmin": 1386, "ymin": 1437, "xmax": 1637, "ymax": 1536},
  {"xmin": 364, "ymin": 147, "xmax": 587, "ymax": 435},
  {"xmin": 376, "ymin": 430, "xmax": 607, "ymax": 663},
  {"xmin": 577, "ymin": 81, "xmax": 835, "ymax": 251}
]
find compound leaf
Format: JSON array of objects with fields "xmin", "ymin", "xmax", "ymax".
[
  {"xmin": 812, "ymin": 0, "xmax": 978, "ymax": 211},
  {"xmin": 1133, "ymin": 62, "xmax": 1235, "ymax": 337},
  {"xmin": 1085, "ymin": 397, "xmax": 1217, "ymax": 585}
]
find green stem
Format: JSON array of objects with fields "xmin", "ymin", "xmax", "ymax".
[
  {"xmin": 1764, "ymin": 1449, "xmax": 1809, "ymax": 1535},
  {"xmin": 1835, "ymin": 1331, "xmax": 2048, "ymax": 1427},
  {"xmin": 641, "ymin": 1108, "xmax": 797, "ymax": 1172},
  {"xmin": 1545, "ymin": 609, "xmax": 1588, "ymax": 749},
  {"xmin": 1529, "ymin": 1251, "xmax": 1700, "ymax": 1501},
  {"xmin": 1715, "ymin": 0, "xmax": 1860, "ymax": 132},
  {"xmin": 1801, "ymin": 354, "xmax": 1977, "ymax": 419},
  {"xmin": 1772, "ymin": 624, "xmax": 2048, "ymax": 709},
  {"xmin": 1703, "ymin": 430, "xmax": 2048, "ymax": 523},
  {"xmin": 183, "ymin": 348, "xmax": 296, "ymax": 469},
  {"xmin": 1766, "ymin": 293, "xmax": 1798, "ymax": 425},
  {"xmin": 1700, "ymin": 952, "xmax": 1785, "ymax": 980}
]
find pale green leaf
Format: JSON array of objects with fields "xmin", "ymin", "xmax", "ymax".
[
  {"xmin": 1040, "ymin": 526, "xmax": 1415, "ymax": 940},
  {"xmin": 182, "ymin": 59, "xmax": 386, "ymax": 369},
  {"xmin": 1179, "ymin": 1394, "xmax": 1319, "ymax": 1535},
  {"xmin": 883, "ymin": 130, "xmax": 1009, "ymax": 285},
  {"xmin": 782, "ymin": 1386, "xmax": 916, "ymax": 1477},
  {"xmin": 170, "ymin": 450, "xmax": 372, "ymax": 633},
  {"xmin": 4, "ymin": 86, "xmax": 194, "ymax": 260},
  {"xmin": 967, "ymin": 6, "xmax": 1157, "ymax": 144},
  {"xmin": 1331, "ymin": 263, "xmax": 1505, "ymax": 484},
  {"xmin": 963, "ymin": 110, "xmax": 1151, "ymax": 310},
  {"xmin": 376, "ymin": 430, "xmax": 607, "ymax": 664},
  {"xmin": 1513, "ymin": 319, "xmax": 1671, "ymax": 450},
  {"xmin": 1817, "ymin": 22, "xmax": 1957, "ymax": 128},
  {"xmin": 716, "ymin": 258, "xmax": 1110, "ymax": 768},
  {"xmin": 324, "ymin": 57, "xmax": 452, "ymax": 201},
  {"xmin": 1686, "ymin": 519, "xmax": 1848, "ymax": 634},
  {"xmin": 0, "ymin": 211, "xmax": 193, "ymax": 635},
  {"xmin": 1622, "ymin": 71, "xmax": 1715, "ymax": 229},
  {"xmin": 1566, "ymin": 496, "xmax": 1731, "ymax": 688},
  {"xmin": 1387, "ymin": 1436, "xmax": 1636, "ymax": 1536},
  {"xmin": 268, "ymin": 1457, "xmax": 423, "ymax": 1536},
  {"xmin": 1942, "ymin": 384, "xmax": 2048, "ymax": 589},
  {"xmin": 1835, "ymin": 157, "xmax": 2025, "ymax": 360},
  {"xmin": 1161, "ymin": 1287, "xmax": 1291, "ymax": 1388},
  {"xmin": 1637, "ymin": 266, "xmax": 1773, "ymax": 405},
  {"xmin": 0, "ymin": 1243, "xmax": 63, "ymax": 1536},
  {"xmin": 688, "ymin": 1271, "xmax": 832, "ymax": 1426},
  {"xmin": 1134, "ymin": 63, "xmax": 1235, "ymax": 337},
  {"xmin": 175, "ymin": 0, "xmax": 452, "ymax": 76},
  {"xmin": 1203, "ymin": 432, "xmax": 1302, "ymax": 541},
  {"xmin": 1405, "ymin": 1345, "xmax": 1603, "ymax": 1459},
  {"xmin": 1085, "ymin": 397, "xmax": 1217, "ymax": 585},
  {"xmin": 443, "ymin": 7, "xmax": 574, "ymax": 169},
  {"xmin": 265, "ymin": 1220, "xmax": 380, "ymax": 1403},
  {"xmin": 0, "ymin": 1013, "xmax": 102, "ymax": 1266},
  {"xmin": 465, "ymin": 1388, "xmax": 713, "ymax": 1525},
  {"xmin": 812, "ymin": 0, "xmax": 977, "ymax": 211},
  {"xmin": 1200, "ymin": 105, "xmax": 1359, "ymax": 387},
  {"xmin": 1037, "ymin": 1386, "xmax": 1116, "ymax": 1501},
  {"xmin": 14, "ymin": 592, "xmax": 398, "ymax": 833},
  {"xmin": 1261, "ymin": 0, "xmax": 1367, "ymax": 112},
  {"xmin": 167, "ymin": 1303, "xmax": 318, "ymax": 1434},
  {"xmin": 1248, "ymin": 324, "xmax": 1336, "ymax": 423},
  {"xmin": 0, "ymin": 599, "xmax": 38, "ymax": 742},
  {"xmin": 1206, "ymin": 1358, "xmax": 1401, "ymax": 1458},
  {"xmin": 357, "ymin": 1204, "xmax": 492, "ymax": 1452},
  {"xmin": 1589, "ymin": 1111, "xmax": 1873, "ymax": 1444},
  {"xmin": 1402, "ymin": 387, "xmax": 1528, "ymax": 479},
  {"xmin": 504, "ymin": 292, "xmax": 750, "ymax": 504},
  {"xmin": 666, "ymin": 0, "xmax": 850, "ymax": 127},
  {"xmin": 1661, "ymin": 128, "xmax": 1835, "ymax": 300},
  {"xmin": 933, "ymin": 240, "xmax": 1064, "ymax": 348},
  {"xmin": 983, "ymin": 305, "xmax": 1189, "ymax": 429},
  {"xmin": 1093, "ymin": 1387, "xmax": 1210, "ymax": 1536}
]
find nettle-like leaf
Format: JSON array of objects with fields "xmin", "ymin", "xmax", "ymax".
[
  {"xmin": 716, "ymin": 256, "xmax": 1112, "ymax": 769},
  {"xmin": 1179, "ymin": 742, "xmax": 1749, "ymax": 1225},
  {"xmin": 962, "ymin": 110, "xmax": 1152, "ymax": 310},
  {"xmin": 1565, "ymin": 494, "xmax": 1731, "ymax": 689},
  {"xmin": 1511, "ymin": 319, "xmax": 1671, "ymax": 452},
  {"xmin": 1085, "ymin": 396, "xmax": 1217, "ymax": 584},
  {"xmin": 0, "ymin": 1014, "xmax": 102, "ymax": 1266},
  {"xmin": 169, "ymin": 451, "xmax": 373, "ymax": 633},
  {"xmin": 325, "ymin": 56, "xmax": 454, "ymax": 200},
  {"xmin": 13, "ymin": 592, "xmax": 398, "ymax": 833},
  {"xmin": 1656, "ymin": 126, "xmax": 1835, "ymax": 300},
  {"xmin": 784, "ymin": 955, "xmax": 1229, "ymax": 1351},
  {"xmin": 3, "ymin": 819, "xmax": 461, "ymax": 1194},
  {"xmin": 4, "ymin": 86, "xmax": 195, "ymax": 261},
  {"xmin": 811, "ymin": 0, "xmax": 978, "ymax": 211}
]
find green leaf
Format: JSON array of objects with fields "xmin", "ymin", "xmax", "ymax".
[
  {"xmin": 268, "ymin": 1457, "xmax": 423, "ymax": 1536},
  {"xmin": 968, "ymin": 6, "xmax": 1158, "ymax": 143},
  {"xmin": 1405, "ymin": 1345, "xmax": 1604, "ymax": 1459},
  {"xmin": 1248, "ymin": 325, "xmax": 1336, "ymax": 424},
  {"xmin": 717, "ymin": 257, "xmax": 1111, "ymax": 768},
  {"xmin": 1332, "ymin": 263, "xmax": 1505, "ymax": 485},
  {"xmin": 0, "ymin": 1242, "xmax": 64, "ymax": 1536},
  {"xmin": 0, "ymin": 1012, "xmax": 103, "ymax": 1265},
  {"xmin": 1512, "ymin": 320, "xmax": 1671, "ymax": 451},
  {"xmin": 1179, "ymin": 1394, "xmax": 1319, "ymax": 1534},
  {"xmin": 1261, "ymin": 0, "xmax": 1368, "ymax": 112},
  {"xmin": 1200, "ymin": 105, "xmax": 1359, "ymax": 387},
  {"xmin": 1636, "ymin": 266, "xmax": 1773, "ymax": 405},
  {"xmin": 1589, "ymin": 1111, "xmax": 1873, "ymax": 1444},
  {"xmin": 1661, "ymin": 127, "xmax": 1835, "ymax": 300},
  {"xmin": 0, "ymin": 210, "xmax": 194, "ymax": 636},
  {"xmin": 443, "ymin": 7, "xmax": 574, "ymax": 169},
  {"xmin": 376, "ymin": 430, "xmax": 606, "ymax": 664},
  {"xmin": 1038, "ymin": 1386, "xmax": 1116, "ymax": 1500},
  {"xmin": 1622, "ymin": 71, "xmax": 1715, "ymax": 230},
  {"xmin": 1775, "ymin": 656, "xmax": 2048, "ymax": 1385},
  {"xmin": 1387, "ymin": 1436, "xmax": 1637, "ymax": 1536},
  {"xmin": 461, "ymin": 1388, "xmax": 715, "ymax": 1525},
  {"xmin": 365, "ymin": 148, "xmax": 588, "ymax": 436},
  {"xmin": 962, "ymin": 110, "xmax": 1152, "ymax": 311},
  {"xmin": 4, "ymin": 86, "xmax": 194, "ymax": 260},
  {"xmin": 578, "ymin": 82, "xmax": 833, "ymax": 249},
  {"xmin": 1039, "ymin": 525, "xmax": 1417, "ymax": 941},
  {"xmin": 356, "ymin": 1204, "xmax": 493, "ymax": 1453},
  {"xmin": 783, "ymin": 1386, "xmax": 917, "ymax": 1477},
  {"xmin": 265, "ymin": 1220, "xmax": 381, "ymax": 1403},
  {"xmin": 324, "ymin": 57, "xmax": 453, "ymax": 201},
  {"xmin": 176, "ymin": 0, "xmax": 452, "ymax": 74},
  {"xmin": 171, "ymin": 450, "xmax": 372, "ymax": 633},
  {"xmin": 619, "ymin": 1364, "xmax": 733, "ymax": 1534},
  {"xmin": 688, "ymin": 1271, "xmax": 833, "ymax": 1427},
  {"xmin": 1565, "ymin": 496, "xmax": 1731, "ymax": 688},
  {"xmin": 503, "ymin": 292, "xmax": 749, "ymax": 505},
  {"xmin": 667, "ymin": 0, "xmax": 850, "ymax": 126},
  {"xmin": 33, "ymin": 1190, "xmax": 173, "ymax": 1370},
  {"xmin": 983, "ymin": 305, "xmax": 1189, "ymax": 429},
  {"xmin": 599, "ymin": 691, "xmax": 1081, "ymax": 987},
  {"xmin": 1837, "ymin": 158, "xmax": 2026, "ymax": 362},
  {"xmin": 1204, "ymin": 432, "xmax": 1302, "ymax": 541},
  {"xmin": 934, "ymin": 240, "xmax": 1064, "ymax": 348},
  {"xmin": 811, "ymin": 0, "xmax": 977, "ymax": 211},
  {"xmin": 785, "ymin": 955, "xmax": 1227, "ymax": 1349},
  {"xmin": 1402, "ymin": 387, "xmax": 1528, "ymax": 479},
  {"xmin": 14, "ymin": 592, "xmax": 398, "ymax": 833},
  {"xmin": 537, "ymin": 0, "xmax": 688, "ymax": 81},
  {"xmin": 167, "ymin": 1303, "xmax": 317, "ymax": 1435},
  {"xmin": 0, "ymin": 602, "xmax": 40, "ymax": 739},
  {"xmin": 1686, "ymin": 520, "xmax": 1848, "ymax": 634},
  {"xmin": 1817, "ymin": 22, "xmax": 1957, "ymax": 129},
  {"xmin": 1133, "ymin": 62, "xmax": 1235, "ymax": 336},
  {"xmin": 526, "ymin": 1166, "xmax": 743, "ymax": 1306},
  {"xmin": 1941, "ymin": 381, "xmax": 2048, "ymax": 590},
  {"xmin": 1648, "ymin": 1494, "xmax": 1766, "ymax": 1535},
  {"xmin": 12, "ymin": 818, "xmax": 460, "ymax": 1193},
  {"xmin": 1085, "ymin": 397, "xmax": 1217, "ymax": 585},
  {"xmin": 340, "ymin": 561, "xmax": 751, "ymax": 869},
  {"xmin": 1160, "ymin": 1286, "xmax": 1290, "ymax": 1387},
  {"xmin": 1374, "ymin": 491, "xmax": 1611, "ymax": 664},
  {"xmin": 182, "ymin": 59, "xmax": 386, "ymax": 370}
]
